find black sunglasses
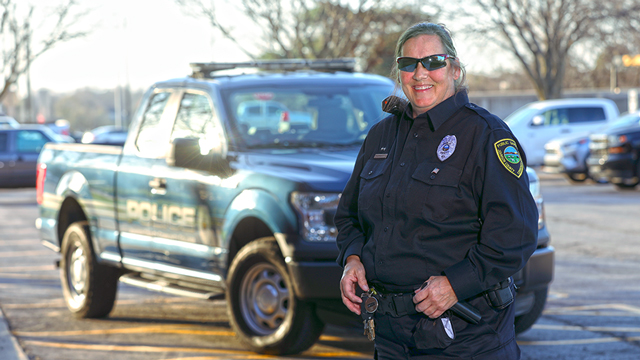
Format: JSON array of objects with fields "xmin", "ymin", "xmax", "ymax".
[{"xmin": 396, "ymin": 54, "xmax": 455, "ymax": 72}]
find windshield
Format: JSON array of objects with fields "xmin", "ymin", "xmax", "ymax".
[
  {"xmin": 503, "ymin": 106, "xmax": 539, "ymax": 127},
  {"xmin": 222, "ymin": 84, "xmax": 394, "ymax": 149}
]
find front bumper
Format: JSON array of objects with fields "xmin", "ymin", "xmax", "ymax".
[
  {"xmin": 513, "ymin": 246, "xmax": 554, "ymax": 293},
  {"xmin": 588, "ymin": 153, "xmax": 636, "ymax": 182},
  {"xmin": 288, "ymin": 244, "xmax": 555, "ymax": 301}
]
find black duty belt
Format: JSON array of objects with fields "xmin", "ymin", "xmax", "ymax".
[{"xmin": 364, "ymin": 278, "xmax": 517, "ymax": 325}]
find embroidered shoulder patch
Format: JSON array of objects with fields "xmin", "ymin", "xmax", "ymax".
[{"xmin": 494, "ymin": 138, "xmax": 523, "ymax": 178}]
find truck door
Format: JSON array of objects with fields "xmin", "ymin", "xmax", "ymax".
[
  {"xmin": 148, "ymin": 90, "xmax": 227, "ymax": 277},
  {"xmin": 116, "ymin": 89, "xmax": 177, "ymax": 265}
]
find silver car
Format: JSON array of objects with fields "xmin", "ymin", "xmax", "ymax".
[{"xmin": 542, "ymin": 132, "xmax": 591, "ymax": 182}]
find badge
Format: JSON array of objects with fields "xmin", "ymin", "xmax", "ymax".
[
  {"xmin": 494, "ymin": 138, "xmax": 524, "ymax": 178},
  {"xmin": 437, "ymin": 135, "xmax": 457, "ymax": 161}
]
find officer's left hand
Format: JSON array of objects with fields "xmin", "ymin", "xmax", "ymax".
[{"xmin": 413, "ymin": 275, "xmax": 458, "ymax": 319}]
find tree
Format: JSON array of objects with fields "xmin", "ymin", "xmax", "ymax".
[
  {"xmin": 175, "ymin": 0, "xmax": 438, "ymax": 75},
  {"xmin": 0, "ymin": 0, "xmax": 88, "ymax": 101},
  {"xmin": 452, "ymin": 0, "xmax": 640, "ymax": 100}
]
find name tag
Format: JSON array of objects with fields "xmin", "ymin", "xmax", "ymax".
[{"xmin": 373, "ymin": 153, "xmax": 388, "ymax": 159}]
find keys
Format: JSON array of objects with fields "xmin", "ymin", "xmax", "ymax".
[
  {"xmin": 364, "ymin": 316, "xmax": 375, "ymax": 341},
  {"xmin": 360, "ymin": 289, "xmax": 378, "ymax": 341}
]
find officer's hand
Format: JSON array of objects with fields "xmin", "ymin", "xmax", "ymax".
[
  {"xmin": 413, "ymin": 275, "xmax": 458, "ymax": 319},
  {"xmin": 340, "ymin": 255, "xmax": 369, "ymax": 315}
]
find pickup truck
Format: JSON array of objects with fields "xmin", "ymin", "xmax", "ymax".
[{"xmin": 36, "ymin": 59, "xmax": 554, "ymax": 355}]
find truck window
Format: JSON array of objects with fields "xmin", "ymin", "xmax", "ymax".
[
  {"xmin": 135, "ymin": 91, "xmax": 172, "ymax": 155},
  {"xmin": 16, "ymin": 130, "xmax": 49, "ymax": 153},
  {"xmin": 567, "ymin": 107, "xmax": 606, "ymax": 123},
  {"xmin": 171, "ymin": 92, "xmax": 223, "ymax": 154}
]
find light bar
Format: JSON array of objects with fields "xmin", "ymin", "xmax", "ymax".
[{"xmin": 190, "ymin": 58, "xmax": 356, "ymax": 78}]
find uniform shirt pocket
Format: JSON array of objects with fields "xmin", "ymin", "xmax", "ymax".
[
  {"xmin": 358, "ymin": 159, "xmax": 388, "ymax": 210},
  {"xmin": 406, "ymin": 162, "xmax": 463, "ymax": 221}
]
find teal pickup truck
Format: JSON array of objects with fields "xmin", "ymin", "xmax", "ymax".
[{"xmin": 35, "ymin": 59, "xmax": 554, "ymax": 355}]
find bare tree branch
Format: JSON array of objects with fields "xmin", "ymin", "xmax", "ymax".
[
  {"xmin": 0, "ymin": 0, "xmax": 89, "ymax": 101},
  {"xmin": 454, "ymin": 0, "xmax": 640, "ymax": 100}
]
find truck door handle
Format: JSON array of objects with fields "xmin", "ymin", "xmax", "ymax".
[{"xmin": 148, "ymin": 178, "xmax": 167, "ymax": 195}]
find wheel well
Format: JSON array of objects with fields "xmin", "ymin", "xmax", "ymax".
[
  {"xmin": 228, "ymin": 217, "xmax": 273, "ymax": 266},
  {"xmin": 57, "ymin": 197, "xmax": 88, "ymax": 246}
]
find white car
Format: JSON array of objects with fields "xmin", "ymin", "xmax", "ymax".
[{"xmin": 504, "ymin": 98, "xmax": 620, "ymax": 166}]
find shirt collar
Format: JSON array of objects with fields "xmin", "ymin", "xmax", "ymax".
[{"xmin": 405, "ymin": 91, "xmax": 470, "ymax": 132}]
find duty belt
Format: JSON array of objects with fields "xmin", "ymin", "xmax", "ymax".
[
  {"xmin": 364, "ymin": 278, "xmax": 516, "ymax": 325},
  {"xmin": 369, "ymin": 291, "xmax": 418, "ymax": 317}
]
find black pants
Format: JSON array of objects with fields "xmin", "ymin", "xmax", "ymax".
[{"xmin": 373, "ymin": 301, "xmax": 520, "ymax": 360}]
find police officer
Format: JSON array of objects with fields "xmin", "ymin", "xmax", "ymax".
[{"xmin": 335, "ymin": 22, "xmax": 538, "ymax": 359}]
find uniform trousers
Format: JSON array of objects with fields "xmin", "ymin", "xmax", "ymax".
[{"xmin": 373, "ymin": 302, "xmax": 520, "ymax": 360}]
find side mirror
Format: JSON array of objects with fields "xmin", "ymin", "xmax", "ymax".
[
  {"xmin": 167, "ymin": 137, "xmax": 229, "ymax": 173},
  {"xmin": 531, "ymin": 115, "xmax": 544, "ymax": 126}
]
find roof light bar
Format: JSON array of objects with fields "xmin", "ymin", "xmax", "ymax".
[{"xmin": 190, "ymin": 58, "xmax": 356, "ymax": 78}]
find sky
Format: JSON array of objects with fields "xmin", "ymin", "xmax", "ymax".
[
  {"xmin": 24, "ymin": 0, "xmax": 485, "ymax": 95},
  {"xmin": 26, "ymin": 0, "xmax": 252, "ymax": 94}
]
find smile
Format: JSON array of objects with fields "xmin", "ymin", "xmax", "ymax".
[{"xmin": 414, "ymin": 85, "xmax": 433, "ymax": 90}]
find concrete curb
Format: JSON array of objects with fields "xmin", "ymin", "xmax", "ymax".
[{"xmin": 0, "ymin": 308, "xmax": 29, "ymax": 360}]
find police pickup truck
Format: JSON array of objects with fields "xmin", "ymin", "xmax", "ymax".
[{"xmin": 35, "ymin": 59, "xmax": 554, "ymax": 355}]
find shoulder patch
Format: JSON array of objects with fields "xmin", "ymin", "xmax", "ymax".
[{"xmin": 494, "ymin": 138, "xmax": 524, "ymax": 178}]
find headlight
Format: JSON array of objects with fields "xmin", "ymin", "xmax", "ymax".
[
  {"xmin": 608, "ymin": 134, "xmax": 627, "ymax": 146},
  {"xmin": 291, "ymin": 192, "xmax": 341, "ymax": 242}
]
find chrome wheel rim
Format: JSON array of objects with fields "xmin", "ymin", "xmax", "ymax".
[
  {"xmin": 65, "ymin": 238, "xmax": 87, "ymax": 308},
  {"xmin": 239, "ymin": 263, "xmax": 290, "ymax": 335}
]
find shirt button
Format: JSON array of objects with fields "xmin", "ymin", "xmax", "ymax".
[
  {"xmin": 386, "ymin": 193, "xmax": 391, "ymax": 197},
  {"xmin": 430, "ymin": 174, "xmax": 436, "ymax": 179},
  {"xmin": 368, "ymin": 170, "xmax": 373, "ymax": 175},
  {"xmin": 414, "ymin": 133, "xmax": 419, "ymax": 137},
  {"xmin": 400, "ymin": 162, "xmax": 405, "ymax": 166},
  {"xmin": 384, "ymin": 227, "xmax": 389, "ymax": 232}
]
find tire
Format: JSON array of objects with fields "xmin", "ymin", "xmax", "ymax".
[
  {"xmin": 514, "ymin": 288, "xmax": 548, "ymax": 334},
  {"xmin": 226, "ymin": 237, "xmax": 324, "ymax": 355},
  {"xmin": 614, "ymin": 182, "xmax": 638, "ymax": 190},
  {"xmin": 566, "ymin": 172, "xmax": 588, "ymax": 183},
  {"xmin": 60, "ymin": 222, "xmax": 119, "ymax": 318}
]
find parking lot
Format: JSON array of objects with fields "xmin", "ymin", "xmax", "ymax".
[{"xmin": 1, "ymin": 171, "xmax": 640, "ymax": 359}]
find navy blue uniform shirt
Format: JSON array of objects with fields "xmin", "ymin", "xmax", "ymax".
[{"xmin": 335, "ymin": 91, "xmax": 538, "ymax": 301}]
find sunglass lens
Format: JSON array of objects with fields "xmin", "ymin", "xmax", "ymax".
[
  {"xmin": 398, "ymin": 58, "xmax": 418, "ymax": 72},
  {"xmin": 421, "ymin": 56, "xmax": 446, "ymax": 71}
]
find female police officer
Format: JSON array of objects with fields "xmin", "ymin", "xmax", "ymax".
[{"xmin": 335, "ymin": 22, "xmax": 538, "ymax": 359}]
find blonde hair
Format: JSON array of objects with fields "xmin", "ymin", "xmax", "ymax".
[{"xmin": 391, "ymin": 22, "xmax": 467, "ymax": 93}]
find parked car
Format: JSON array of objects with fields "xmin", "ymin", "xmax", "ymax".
[
  {"xmin": 0, "ymin": 125, "xmax": 71, "ymax": 187},
  {"xmin": 0, "ymin": 114, "xmax": 19, "ymax": 128},
  {"xmin": 81, "ymin": 125, "xmax": 128, "ymax": 145},
  {"xmin": 587, "ymin": 111, "xmax": 640, "ymax": 189},
  {"xmin": 504, "ymin": 98, "xmax": 619, "ymax": 166},
  {"xmin": 236, "ymin": 99, "xmax": 313, "ymax": 134},
  {"xmin": 543, "ymin": 133, "xmax": 592, "ymax": 182}
]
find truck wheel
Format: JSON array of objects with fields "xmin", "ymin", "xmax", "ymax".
[
  {"xmin": 614, "ymin": 182, "xmax": 638, "ymax": 190},
  {"xmin": 514, "ymin": 288, "xmax": 548, "ymax": 334},
  {"xmin": 226, "ymin": 237, "xmax": 324, "ymax": 355},
  {"xmin": 566, "ymin": 173, "xmax": 588, "ymax": 183},
  {"xmin": 60, "ymin": 222, "xmax": 119, "ymax": 318}
]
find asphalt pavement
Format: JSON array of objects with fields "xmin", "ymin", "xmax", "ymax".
[{"xmin": 0, "ymin": 308, "xmax": 28, "ymax": 360}]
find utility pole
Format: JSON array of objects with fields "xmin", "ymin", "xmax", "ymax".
[{"xmin": 25, "ymin": 24, "xmax": 34, "ymax": 123}]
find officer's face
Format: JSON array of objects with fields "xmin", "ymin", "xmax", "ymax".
[{"xmin": 400, "ymin": 35, "xmax": 460, "ymax": 118}]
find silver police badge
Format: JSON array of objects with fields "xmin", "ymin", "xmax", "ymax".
[{"xmin": 437, "ymin": 135, "xmax": 457, "ymax": 161}]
